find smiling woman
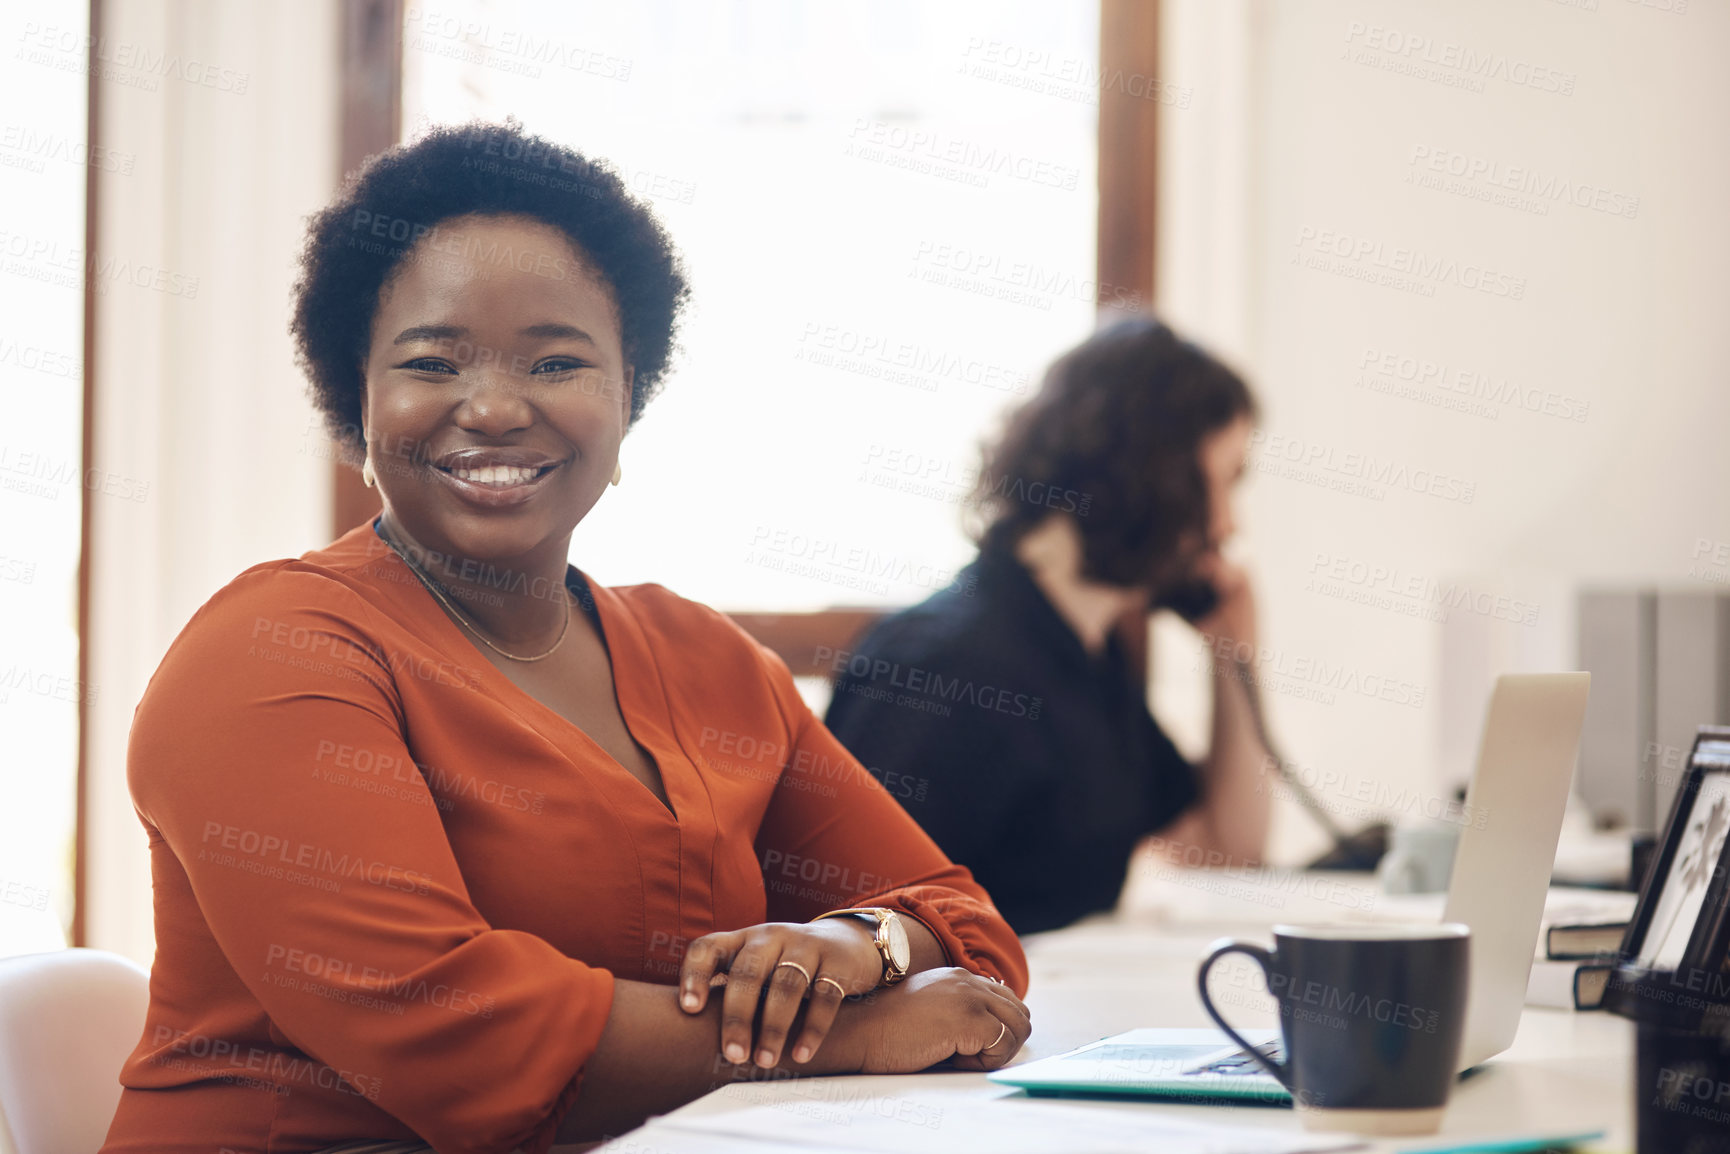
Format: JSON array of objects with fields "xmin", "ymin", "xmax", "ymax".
[{"xmin": 98, "ymin": 122, "xmax": 1029, "ymax": 1154}]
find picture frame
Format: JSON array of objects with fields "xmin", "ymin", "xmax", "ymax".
[{"xmin": 1622, "ymin": 726, "xmax": 1730, "ymax": 972}]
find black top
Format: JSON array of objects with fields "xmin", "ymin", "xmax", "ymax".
[{"xmin": 822, "ymin": 544, "xmax": 1200, "ymax": 935}]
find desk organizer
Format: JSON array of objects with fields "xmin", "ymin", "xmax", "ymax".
[{"xmin": 1605, "ymin": 963, "xmax": 1730, "ymax": 1154}]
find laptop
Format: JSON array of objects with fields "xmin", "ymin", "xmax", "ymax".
[{"xmin": 988, "ymin": 672, "xmax": 1592, "ymax": 1103}]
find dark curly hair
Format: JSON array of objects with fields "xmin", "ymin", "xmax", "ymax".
[
  {"xmin": 970, "ymin": 315, "xmax": 1257, "ymax": 591},
  {"xmin": 291, "ymin": 120, "xmax": 690, "ymax": 465}
]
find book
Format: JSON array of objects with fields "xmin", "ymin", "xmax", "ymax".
[
  {"xmin": 1526, "ymin": 958, "xmax": 1614, "ymax": 1010},
  {"xmin": 1538, "ymin": 892, "xmax": 1635, "ymax": 960},
  {"xmin": 1545, "ymin": 919, "xmax": 1629, "ymax": 960}
]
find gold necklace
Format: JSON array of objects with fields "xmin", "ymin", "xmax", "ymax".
[{"xmin": 378, "ymin": 526, "xmax": 571, "ymax": 663}]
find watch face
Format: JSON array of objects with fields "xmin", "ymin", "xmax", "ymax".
[{"xmin": 884, "ymin": 912, "xmax": 912, "ymax": 970}]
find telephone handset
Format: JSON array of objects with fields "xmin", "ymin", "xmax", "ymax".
[{"xmin": 1154, "ymin": 577, "xmax": 1221, "ymax": 624}]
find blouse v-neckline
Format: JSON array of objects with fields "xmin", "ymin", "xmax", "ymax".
[{"xmin": 362, "ymin": 524, "xmax": 687, "ymax": 823}]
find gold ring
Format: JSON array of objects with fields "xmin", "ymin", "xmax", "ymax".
[
  {"xmin": 985, "ymin": 1021, "xmax": 1008, "ymax": 1052},
  {"xmin": 814, "ymin": 975, "xmax": 849, "ymax": 999},
  {"xmin": 774, "ymin": 960, "xmax": 812, "ymax": 985}
]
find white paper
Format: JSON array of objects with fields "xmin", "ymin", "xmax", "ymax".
[{"xmin": 638, "ymin": 1093, "xmax": 1365, "ymax": 1154}]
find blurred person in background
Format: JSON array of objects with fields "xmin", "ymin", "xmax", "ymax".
[{"xmin": 824, "ymin": 317, "xmax": 1272, "ymax": 934}]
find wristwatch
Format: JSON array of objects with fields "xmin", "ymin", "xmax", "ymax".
[{"xmin": 814, "ymin": 907, "xmax": 912, "ymax": 986}]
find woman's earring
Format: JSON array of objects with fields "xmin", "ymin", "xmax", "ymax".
[
  {"xmin": 610, "ymin": 460, "xmax": 622, "ymax": 487},
  {"xmin": 362, "ymin": 454, "xmax": 377, "ymax": 489}
]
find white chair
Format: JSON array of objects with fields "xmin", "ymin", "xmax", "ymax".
[{"xmin": 0, "ymin": 949, "xmax": 149, "ymax": 1154}]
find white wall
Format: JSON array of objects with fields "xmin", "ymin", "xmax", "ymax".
[
  {"xmin": 85, "ymin": 0, "xmax": 340, "ymax": 963},
  {"xmin": 1156, "ymin": 0, "xmax": 1729, "ymax": 861}
]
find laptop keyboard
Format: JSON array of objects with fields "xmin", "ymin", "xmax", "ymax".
[{"xmin": 1195, "ymin": 1040, "xmax": 1284, "ymax": 1076}]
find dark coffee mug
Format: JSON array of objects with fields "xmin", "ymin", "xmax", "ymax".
[{"xmin": 1197, "ymin": 923, "xmax": 1470, "ymax": 1135}]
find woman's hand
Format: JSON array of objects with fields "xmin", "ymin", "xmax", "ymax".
[
  {"xmin": 853, "ymin": 967, "xmax": 1031, "ymax": 1073},
  {"xmin": 678, "ymin": 919, "xmax": 885, "ymax": 1069},
  {"xmin": 1191, "ymin": 554, "xmax": 1256, "ymax": 654}
]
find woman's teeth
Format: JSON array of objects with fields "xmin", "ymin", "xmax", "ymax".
[{"xmin": 449, "ymin": 465, "xmax": 542, "ymax": 487}]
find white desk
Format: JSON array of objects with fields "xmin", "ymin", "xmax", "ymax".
[{"xmin": 597, "ymin": 867, "xmax": 1634, "ymax": 1153}]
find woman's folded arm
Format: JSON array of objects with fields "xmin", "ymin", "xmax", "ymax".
[{"xmin": 554, "ymin": 975, "xmax": 874, "ymax": 1143}]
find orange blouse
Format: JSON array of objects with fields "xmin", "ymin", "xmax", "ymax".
[{"xmin": 99, "ymin": 522, "xmax": 1027, "ymax": 1154}]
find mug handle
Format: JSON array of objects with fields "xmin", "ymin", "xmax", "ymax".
[{"xmin": 1196, "ymin": 937, "xmax": 1294, "ymax": 1092}]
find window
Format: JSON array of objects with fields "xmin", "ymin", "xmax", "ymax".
[
  {"xmin": 401, "ymin": 0, "xmax": 1103, "ymax": 611},
  {"xmin": 0, "ymin": 0, "xmax": 88, "ymax": 956}
]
